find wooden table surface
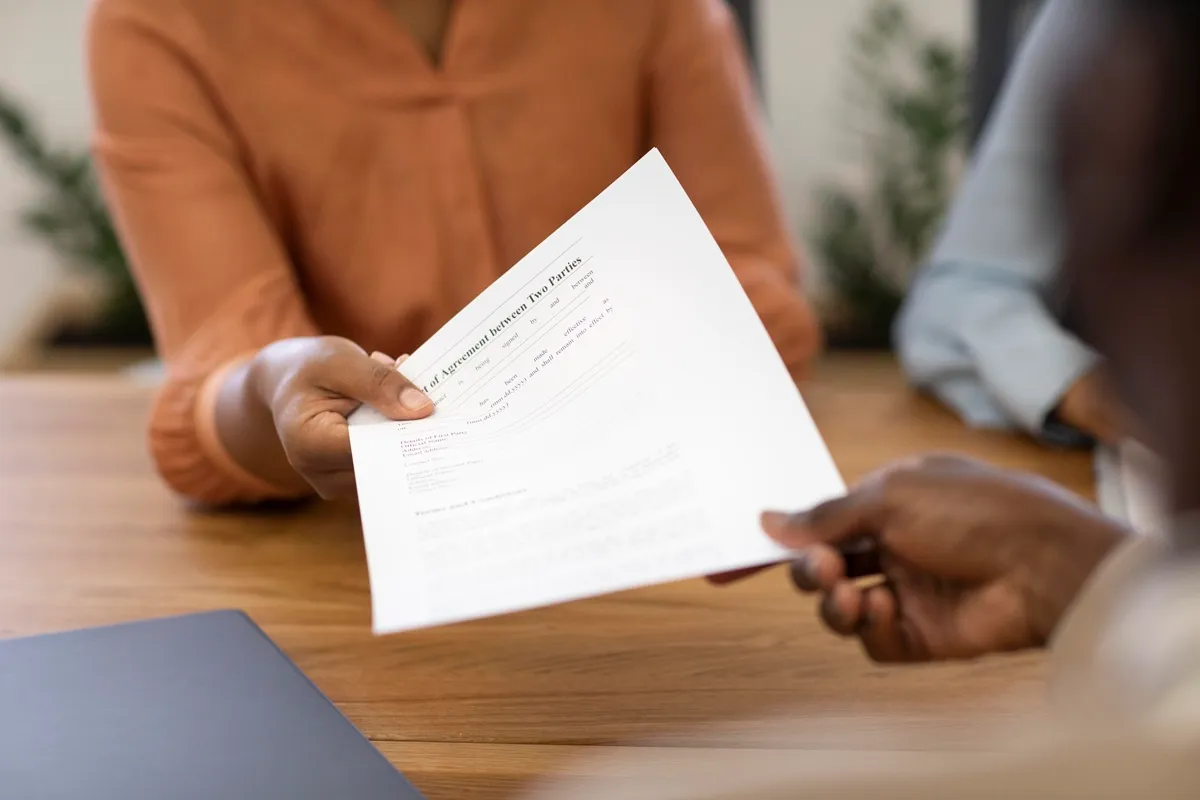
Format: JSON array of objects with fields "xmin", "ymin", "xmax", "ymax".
[{"xmin": 0, "ymin": 354, "xmax": 1095, "ymax": 798}]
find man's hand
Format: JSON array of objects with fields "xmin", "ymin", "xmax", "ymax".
[
  {"xmin": 1057, "ymin": 368, "xmax": 1127, "ymax": 445},
  {"xmin": 757, "ymin": 456, "xmax": 1127, "ymax": 663},
  {"xmin": 244, "ymin": 336, "xmax": 433, "ymax": 500}
]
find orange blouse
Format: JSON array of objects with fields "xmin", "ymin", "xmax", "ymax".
[{"xmin": 87, "ymin": 0, "xmax": 821, "ymax": 505}]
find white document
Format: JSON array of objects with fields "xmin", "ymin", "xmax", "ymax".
[{"xmin": 349, "ymin": 149, "xmax": 844, "ymax": 634}]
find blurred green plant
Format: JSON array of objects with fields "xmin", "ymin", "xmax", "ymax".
[
  {"xmin": 0, "ymin": 87, "xmax": 150, "ymax": 345},
  {"xmin": 814, "ymin": 0, "xmax": 969, "ymax": 348}
]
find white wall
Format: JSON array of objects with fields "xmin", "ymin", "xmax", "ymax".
[
  {"xmin": 0, "ymin": 0, "xmax": 93, "ymax": 362},
  {"xmin": 760, "ymin": 0, "xmax": 970, "ymax": 277},
  {"xmin": 0, "ymin": 0, "xmax": 970, "ymax": 360}
]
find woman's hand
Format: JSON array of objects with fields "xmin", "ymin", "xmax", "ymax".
[
  {"xmin": 231, "ymin": 336, "xmax": 433, "ymax": 500},
  {"xmin": 760, "ymin": 456, "xmax": 1128, "ymax": 662}
]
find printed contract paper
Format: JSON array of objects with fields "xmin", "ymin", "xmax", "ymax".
[{"xmin": 350, "ymin": 150, "xmax": 844, "ymax": 634}]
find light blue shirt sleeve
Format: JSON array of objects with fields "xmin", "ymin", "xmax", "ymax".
[{"xmin": 894, "ymin": 0, "xmax": 1100, "ymax": 441}]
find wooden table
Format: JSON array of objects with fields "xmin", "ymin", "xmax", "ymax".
[{"xmin": 0, "ymin": 354, "xmax": 1095, "ymax": 798}]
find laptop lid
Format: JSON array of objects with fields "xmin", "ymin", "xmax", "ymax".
[{"xmin": 0, "ymin": 610, "xmax": 424, "ymax": 799}]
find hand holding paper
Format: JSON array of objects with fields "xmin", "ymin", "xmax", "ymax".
[{"xmin": 349, "ymin": 150, "xmax": 844, "ymax": 634}]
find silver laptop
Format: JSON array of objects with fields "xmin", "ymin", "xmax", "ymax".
[{"xmin": 0, "ymin": 610, "xmax": 424, "ymax": 799}]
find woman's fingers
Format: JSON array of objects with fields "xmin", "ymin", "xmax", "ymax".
[
  {"xmin": 306, "ymin": 466, "xmax": 358, "ymax": 502},
  {"xmin": 369, "ymin": 351, "xmax": 395, "ymax": 367},
  {"xmin": 317, "ymin": 347, "xmax": 432, "ymax": 419}
]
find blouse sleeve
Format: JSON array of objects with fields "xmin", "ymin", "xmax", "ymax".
[
  {"xmin": 648, "ymin": 0, "xmax": 822, "ymax": 378},
  {"xmin": 88, "ymin": 3, "xmax": 318, "ymax": 505}
]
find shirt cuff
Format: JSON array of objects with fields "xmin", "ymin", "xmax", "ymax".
[
  {"xmin": 984, "ymin": 336, "xmax": 1100, "ymax": 438},
  {"xmin": 194, "ymin": 353, "xmax": 301, "ymax": 499},
  {"xmin": 895, "ymin": 262, "xmax": 1101, "ymax": 439}
]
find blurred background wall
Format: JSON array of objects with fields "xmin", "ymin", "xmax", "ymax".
[
  {"xmin": 0, "ymin": 0, "xmax": 93, "ymax": 367},
  {"xmin": 761, "ymin": 0, "xmax": 967, "ymax": 239},
  {"xmin": 0, "ymin": 0, "xmax": 975, "ymax": 367}
]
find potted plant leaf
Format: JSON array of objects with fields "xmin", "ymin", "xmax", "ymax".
[
  {"xmin": 0, "ymin": 87, "xmax": 151, "ymax": 349},
  {"xmin": 814, "ymin": 0, "xmax": 969, "ymax": 348}
]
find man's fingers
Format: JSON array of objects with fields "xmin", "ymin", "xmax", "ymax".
[
  {"xmin": 711, "ymin": 540, "xmax": 853, "ymax": 590},
  {"xmin": 787, "ymin": 544, "xmax": 844, "ymax": 592},
  {"xmin": 857, "ymin": 585, "xmax": 909, "ymax": 663},
  {"xmin": 319, "ymin": 347, "xmax": 433, "ymax": 420},
  {"xmin": 762, "ymin": 487, "xmax": 884, "ymax": 551},
  {"xmin": 715, "ymin": 496, "xmax": 881, "ymax": 588},
  {"xmin": 818, "ymin": 581, "xmax": 863, "ymax": 637}
]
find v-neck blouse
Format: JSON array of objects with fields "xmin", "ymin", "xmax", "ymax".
[{"xmin": 87, "ymin": 0, "xmax": 821, "ymax": 504}]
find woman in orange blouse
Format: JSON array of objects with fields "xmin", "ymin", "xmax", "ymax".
[{"xmin": 87, "ymin": 0, "xmax": 821, "ymax": 506}]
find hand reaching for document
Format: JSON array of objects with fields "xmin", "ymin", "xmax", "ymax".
[{"xmin": 747, "ymin": 456, "xmax": 1127, "ymax": 662}]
